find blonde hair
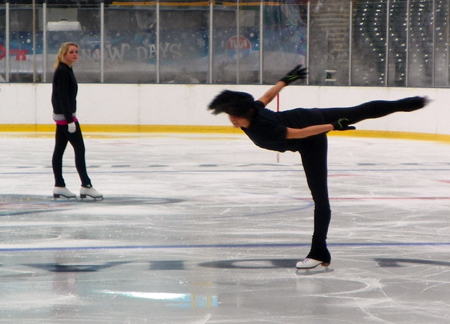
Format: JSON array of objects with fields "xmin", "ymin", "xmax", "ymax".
[{"xmin": 53, "ymin": 42, "xmax": 78, "ymax": 70}]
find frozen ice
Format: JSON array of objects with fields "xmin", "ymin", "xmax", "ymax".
[{"xmin": 0, "ymin": 132, "xmax": 449, "ymax": 323}]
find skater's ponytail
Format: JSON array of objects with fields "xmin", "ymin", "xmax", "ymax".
[{"xmin": 53, "ymin": 42, "xmax": 78, "ymax": 70}]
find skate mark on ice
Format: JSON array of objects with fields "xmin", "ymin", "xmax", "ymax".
[
  {"xmin": 374, "ymin": 258, "xmax": 450, "ymax": 268},
  {"xmin": 24, "ymin": 261, "xmax": 129, "ymax": 273},
  {"xmin": 0, "ymin": 194, "xmax": 72, "ymax": 216},
  {"xmin": 90, "ymin": 196, "xmax": 184, "ymax": 205},
  {"xmin": 198, "ymin": 258, "xmax": 298, "ymax": 269}
]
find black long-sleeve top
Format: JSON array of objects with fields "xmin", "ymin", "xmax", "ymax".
[
  {"xmin": 51, "ymin": 62, "xmax": 78, "ymax": 123},
  {"xmin": 242, "ymin": 101, "xmax": 325, "ymax": 153}
]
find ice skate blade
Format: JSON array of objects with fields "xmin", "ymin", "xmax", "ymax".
[
  {"xmin": 80, "ymin": 194, "xmax": 104, "ymax": 201},
  {"xmin": 53, "ymin": 194, "xmax": 76, "ymax": 200},
  {"xmin": 296, "ymin": 267, "xmax": 334, "ymax": 276}
]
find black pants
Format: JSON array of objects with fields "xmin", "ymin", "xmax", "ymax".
[
  {"xmin": 52, "ymin": 121, "xmax": 91, "ymax": 188},
  {"xmin": 301, "ymin": 97, "xmax": 423, "ymax": 263}
]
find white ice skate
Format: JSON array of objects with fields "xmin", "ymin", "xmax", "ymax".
[
  {"xmin": 296, "ymin": 258, "xmax": 330, "ymax": 270},
  {"xmin": 80, "ymin": 186, "xmax": 103, "ymax": 200},
  {"xmin": 53, "ymin": 186, "xmax": 76, "ymax": 199}
]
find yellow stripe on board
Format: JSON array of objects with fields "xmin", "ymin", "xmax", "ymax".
[
  {"xmin": 1, "ymin": 124, "xmax": 449, "ymax": 143},
  {"xmin": 0, "ymin": 124, "xmax": 244, "ymax": 134},
  {"xmin": 0, "ymin": 124, "xmax": 52, "ymax": 132}
]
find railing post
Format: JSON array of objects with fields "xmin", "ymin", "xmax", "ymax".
[
  {"xmin": 209, "ymin": 0, "xmax": 213, "ymax": 84},
  {"xmin": 259, "ymin": 0, "xmax": 264, "ymax": 84},
  {"xmin": 100, "ymin": 1, "xmax": 104, "ymax": 83},
  {"xmin": 349, "ymin": 0, "xmax": 352, "ymax": 86},
  {"xmin": 447, "ymin": 0, "xmax": 450, "ymax": 86},
  {"xmin": 385, "ymin": 0, "xmax": 390, "ymax": 86},
  {"xmin": 306, "ymin": 1, "xmax": 310, "ymax": 85},
  {"xmin": 156, "ymin": 0, "xmax": 160, "ymax": 83},
  {"xmin": 5, "ymin": 1, "xmax": 9, "ymax": 82},
  {"xmin": 43, "ymin": 1, "xmax": 47, "ymax": 82},
  {"xmin": 406, "ymin": 0, "xmax": 410, "ymax": 86},
  {"xmin": 432, "ymin": 0, "xmax": 435, "ymax": 87},
  {"xmin": 236, "ymin": 0, "xmax": 240, "ymax": 84},
  {"xmin": 32, "ymin": 0, "xmax": 36, "ymax": 82}
]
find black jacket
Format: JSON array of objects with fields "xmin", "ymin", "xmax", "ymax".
[{"xmin": 51, "ymin": 62, "xmax": 78, "ymax": 123}]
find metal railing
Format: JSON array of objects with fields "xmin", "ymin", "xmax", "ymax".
[{"xmin": 0, "ymin": 0, "xmax": 448, "ymax": 87}]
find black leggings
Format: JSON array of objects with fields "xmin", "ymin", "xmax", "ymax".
[
  {"xmin": 52, "ymin": 121, "xmax": 91, "ymax": 188},
  {"xmin": 301, "ymin": 97, "xmax": 424, "ymax": 263},
  {"xmin": 320, "ymin": 97, "xmax": 424, "ymax": 124}
]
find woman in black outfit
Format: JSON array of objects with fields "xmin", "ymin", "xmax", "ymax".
[
  {"xmin": 51, "ymin": 42, "xmax": 102, "ymax": 200},
  {"xmin": 208, "ymin": 65, "xmax": 427, "ymax": 269}
]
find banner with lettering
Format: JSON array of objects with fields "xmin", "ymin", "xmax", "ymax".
[{"xmin": 0, "ymin": 26, "xmax": 305, "ymax": 83}]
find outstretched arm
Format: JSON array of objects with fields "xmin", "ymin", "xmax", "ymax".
[
  {"xmin": 257, "ymin": 65, "xmax": 307, "ymax": 107},
  {"xmin": 286, "ymin": 118, "xmax": 355, "ymax": 139},
  {"xmin": 286, "ymin": 124, "xmax": 333, "ymax": 139},
  {"xmin": 257, "ymin": 81, "xmax": 286, "ymax": 107}
]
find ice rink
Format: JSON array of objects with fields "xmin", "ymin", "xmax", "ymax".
[{"xmin": 0, "ymin": 132, "xmax": 449, "ymax": 324}]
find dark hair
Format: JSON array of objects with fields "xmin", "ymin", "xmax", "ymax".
[{"xmin": 208, "ymin": 90, "xmax": 255, "ymax": 118}]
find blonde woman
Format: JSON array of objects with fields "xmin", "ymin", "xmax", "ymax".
[{"xmin": 51, "ymin": 42, "xmax": 102, "ymax": 200}]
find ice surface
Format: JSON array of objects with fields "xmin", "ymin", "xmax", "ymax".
[{"xmin": 0, "ymin": 132, "xmax": 449, "ymax": 323}]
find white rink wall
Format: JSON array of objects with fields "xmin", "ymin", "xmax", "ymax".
[{"xmin": 0, "ymin": 83, "xmax": 447, "ymax": 136}]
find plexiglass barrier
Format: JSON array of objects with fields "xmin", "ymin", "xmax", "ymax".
[{"xmin": 0, "ymin": 0, "xmax": 448, "ymax": 87}]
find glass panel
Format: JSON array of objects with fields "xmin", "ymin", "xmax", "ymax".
[
  {"xmin": 352, "ymin": 0, "xmax": 447, "ymax": 87},
  {"xmin": 103, "ymin": 4, "xmax": 157, "ymax": 83},
  {"xmin": 434, "ymin": 0, "xmax": 449, "ymax": 87},
  {"xmin": 211, "ymin": 1, "xmax": 260, "ymax": 84},
  {"xmin": 7, "ymin": 4, "xmax": 43, "ymax": 82},
  {"xmin": 159, "ymin": 2, "xmax": 210, "ymax": 84},
  {"xmin": 236, "ymin": 2, "xmax": 261, "ymax": 84},
  {"xmin": 308, "ymin": 1, "xmax": 351, "ymax": 86},
  {"xmin": 46, "ymin": 4, "xmax": 101, "ymax": 83},
  {"xmin": 212, "ymin": 2, "xmax": 238, "ymax": 84},
  {"xmin": 262, "ymin": 1, "xmax": 306, "ymax": 84},
  {"xmin": 387, "ymin": 0, "xmax": 407, "ymax": 86},
  {"xmin": 408, "ymin": 0, "xmax": 434, "ymax": 87},
  {"xmin": 353, "ymin": 0, "xmax": 387, "ymax": 86}
]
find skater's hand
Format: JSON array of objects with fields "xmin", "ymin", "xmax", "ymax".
[
  {"xmin": 332, "ymin": 118, "xmax": 356, "ymax": 131},
  {"xmin": 279, "ymin": 65, "xmax": 307, "ymax": 85},
  {"xmin": 68, "ymin": 122, "xmax": 76, "ymax": 133}
]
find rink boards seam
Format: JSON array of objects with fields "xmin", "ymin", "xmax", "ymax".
[{"xmin": 0, "ymin": 124, "xmax": 449, "ymax": 143}]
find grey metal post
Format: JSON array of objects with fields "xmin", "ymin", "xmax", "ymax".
[
  {"xmin": 236, "ymin": 0, "xmax": 240, "ymax": 84},
  {"xmin": 209, "ymin": 0, "xmax": 213, "ymax": 84},
  {"xmin": 43, "ymin": 2, "xmax": 47, "ymax": 82},
  {"xmin": 306, "ymin": 1, "xmax": 310, "ymax": 85},
  {"xmin": 32, "ymin": 0, "xmax": 36, "ymax": 82},
  {"xmin": 385, "ymin": 0, "xmax": 390, "ymax": 86},
  {"xmin": 156, "ymin": 1, "xmax": 160, "ymax": 83},
  {"xmin": 259, "ymin": 0, "xmax": 264, "ymax": 84},
  {"xmin": 406, "ymin": 0, "xmax": 410, "ymax": 86},
  {"xmin": 432, "ymin": 0, "xmax": 435, "ymax": 87},
  {"xmin": 348, "ymin": 0, "xmax": 352, "ymax": 86},
  {"xmin": 100, "ymin": 2, "xmax": 104, "ymax": 83},
  {"xmin": 447, "ymin": 0, "xmax": 450, "ymax": 86},
  {"xmin": 6, "ymin": 2, "xmax": 10, "ymax": 82}
]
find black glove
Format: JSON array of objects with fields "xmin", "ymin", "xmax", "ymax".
[
  {"xmin": 279, "ymin": 65, "xmax": 307, "ymax": 85},
  {"xmin": 332, "ymin": 118, "xmax": 356, "ymax": 131}
]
